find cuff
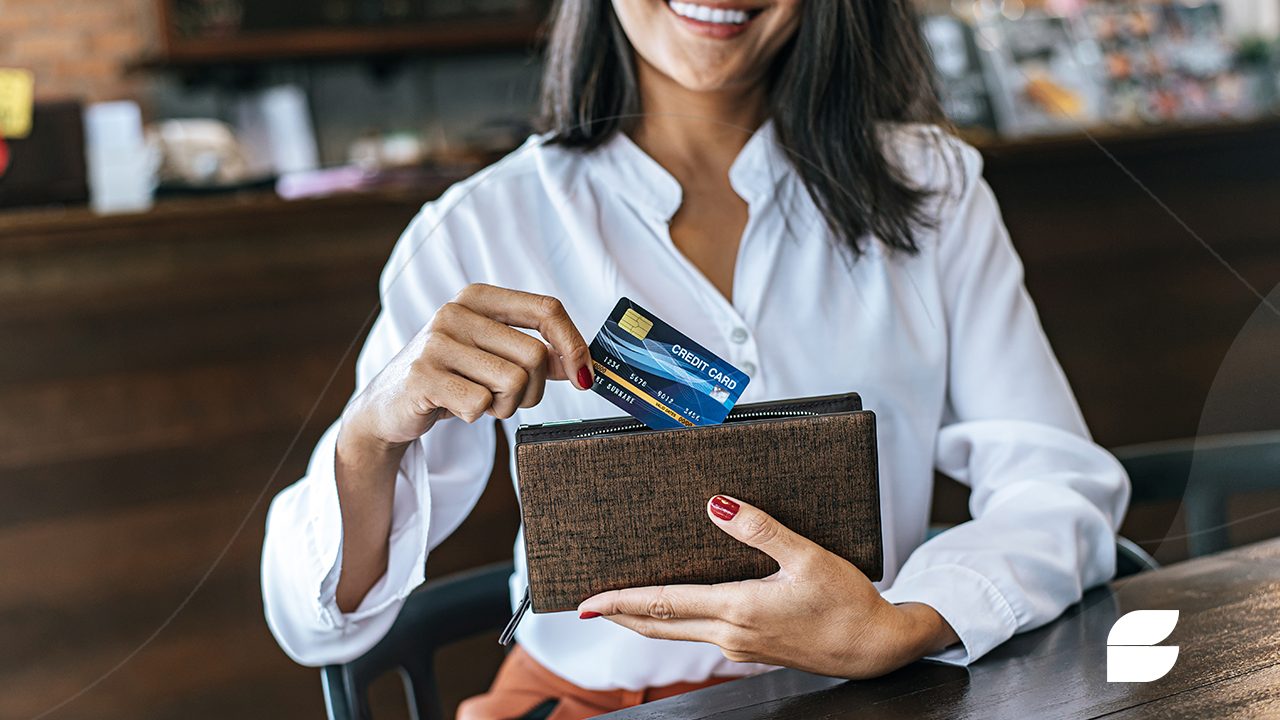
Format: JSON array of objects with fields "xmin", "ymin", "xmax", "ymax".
[
  {"xmin": 880, "ymin": 563, "xmax": 1019, "ymax": 665},
  {"xmin": 306, "ymin": 427, "xmax": 431, "ymax": 628}
]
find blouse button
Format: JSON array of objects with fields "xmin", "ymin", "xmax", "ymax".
[
  {"xmin": 730, "ymin": 327, "xmax": 749, "ymax": 344},
  {"xmin": 741, "ymin": 361, "xmax": 758, "ymax": 376}
]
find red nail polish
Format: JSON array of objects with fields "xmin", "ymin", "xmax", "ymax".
[
  {"xmin": 577, "ymin": 366, "xmax": 592, "ymax": 390},
  {"xmin": 710, "ymin": 495, "xmax": 740, "ymax": 521},
  {"xmin": 579, "ymin": 611, "xmax": 602, "ymax": 619}
]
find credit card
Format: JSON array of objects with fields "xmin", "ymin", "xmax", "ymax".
[{"xmin": 589, "ymin": 297, "xmax": 750, "ymax": 430}]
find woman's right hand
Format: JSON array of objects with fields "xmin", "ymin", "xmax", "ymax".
[
  {"xmin": 344, "ymin": 283, "xmax": 596, "ymax": 450},
  {"xmin": 332, "ymin": 283, "xmax": 591, "ymax": 611}
]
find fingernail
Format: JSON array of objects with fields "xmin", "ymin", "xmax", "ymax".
[
  {"xmin": 579, "ymin": 611, "xmax": 602, "ymax": 619},
  {"xmin": 709, "ymin": 495, "xmax": 740, "ymax": 521},
  {"xmin": 577, "ymin": 366, "xmax": 592, "ymax": 390}
]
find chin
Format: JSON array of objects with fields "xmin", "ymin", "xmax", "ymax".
[
  {"xmin": 614, "ymin": 0, "xmax": 798, "ymax": 96},
  {"xmin": 656, "ymin": 45, "xmax": 765, "ymax": 94},
  {"xmin": 665, "ymin": 65, "xmax": 755, "ymax": 93}
]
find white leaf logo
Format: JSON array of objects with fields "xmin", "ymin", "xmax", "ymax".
[{"xmin": 1107, "ymin": 610, "xmax": 1180, "ymax": 683}]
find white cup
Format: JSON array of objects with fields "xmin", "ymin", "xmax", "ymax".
[{"xmin": 83, "ymin": 101, "xmax": 157, "ymax": 215}]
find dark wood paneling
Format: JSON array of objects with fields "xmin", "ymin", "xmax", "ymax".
[
  {"xmin": 0, "ymin": 187, "xmax": 520, "ymax": 720},
  {"xmin": 984, "ymin": 119, "xmax": 1280, "ymax": 448},
  {"xmin": 958, "ymin": 120, "xmax": 1280, "ymax": 557}
]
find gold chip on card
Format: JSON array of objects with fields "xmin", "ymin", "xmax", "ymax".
[{"xmin": 618, "ymin": 308, "xmax": 653, "ymax": 340}]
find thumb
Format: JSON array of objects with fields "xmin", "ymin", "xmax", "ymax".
[
  {"xmin": 541, "ymin": 340, "xmax": 595, "ymax": 392},
  {"xmin": 706, "ymin": 495, "xmax": 821, "ymax": 571}
]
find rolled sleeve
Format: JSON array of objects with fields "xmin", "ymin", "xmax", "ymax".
[
  {"xmin": 261, "ymin": 422, "xmax": 433, "ymax": 666},
  {"xmin": 260, "ymin": 194, "xmax": 497, "ymax": 667},
  {"xmin": 878, "ymin": 136, "xmax": 1130, "ymax": 666}
]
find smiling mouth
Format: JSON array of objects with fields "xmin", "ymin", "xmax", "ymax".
[{"xmin": 665, "ymin": 0, "xmax": 765, "ymax": 27}]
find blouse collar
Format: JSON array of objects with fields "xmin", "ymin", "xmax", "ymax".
[{"xmin": 590, "ymin": 119, "xmax": 792, "ymax": 223}]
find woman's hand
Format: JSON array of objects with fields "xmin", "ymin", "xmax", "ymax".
[
  {"xmin": 344, "ymin": 283, "xmax": 595, "ymax": 450},
  {"xmin": 333, "ymin": 283, "xmax": 592, "ymax": 612},
  {"xmin": 576, "ymin": 495, "xmax": 960, "ymax": 679}
]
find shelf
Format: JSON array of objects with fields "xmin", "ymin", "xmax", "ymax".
[
  {"xmin": 964, "ymin": 113, "xmax": 1280, "ymax": 160},
  {"xmin": 133, "ymin": 16, "xmax": 543, "ymax": 69},
  {"xmin": 0, "ymin": 183, "xmax": 456, "ymax": 251}
]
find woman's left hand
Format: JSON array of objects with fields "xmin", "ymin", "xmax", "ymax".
[{"xmin": 576, "ymin": 495, "xmax": 960, "ymax": 679}]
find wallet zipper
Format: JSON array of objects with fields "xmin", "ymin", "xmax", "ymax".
[
  {"xmin": 516, "ymin": 393, "xmax": 860, "ymax": 445},
  {"xmin": 499, "ymin": 588, "xmax": 531, "ymax": 647},
  {"xmin": 568, "ymin": 408, "xmax": 820, "ymax": 439}
]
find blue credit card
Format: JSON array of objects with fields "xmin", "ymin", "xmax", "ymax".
[{"xmin": 589, "ymin": 297, "xmax": 751, "ymax": 430}]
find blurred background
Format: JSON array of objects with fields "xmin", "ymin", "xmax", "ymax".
[{"xmin": 0, "ymin": 0, "xmax": 1278, "ymax": 718}]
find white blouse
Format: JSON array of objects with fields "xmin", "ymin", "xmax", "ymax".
[{"xmin": 260, "ymin": 121, "xmax": 1129, "ymax": 690}]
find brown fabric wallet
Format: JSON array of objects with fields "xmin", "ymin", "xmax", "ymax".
[{"xmin": 513, "ymin": 392, "xmax": 882, "ymax": 614}]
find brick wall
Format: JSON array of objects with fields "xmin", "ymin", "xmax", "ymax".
[{"xmin": 0, "ymin": 0, "xmax": 156, "ymax": 103}]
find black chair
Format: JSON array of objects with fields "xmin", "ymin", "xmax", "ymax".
[
  {"xmin": 1114, "ymin": 535, "xmax": 1159, "ymax": 578},
  {"xmin": 1112, "ymin": 431, "xmax": 1280, "ymax": 558},
  {"xmin": 321, "ymin": 561, "xmax": 515, "ymax": 720}
]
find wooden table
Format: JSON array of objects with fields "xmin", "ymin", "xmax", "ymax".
[{"xmin": 600, "ymin": 539, "xmax": 1280, "ymax": 719}]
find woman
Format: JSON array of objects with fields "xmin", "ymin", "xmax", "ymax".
[{"xmin": 262, "ymin": 0, "xmax": 1129, "ymax": 717}]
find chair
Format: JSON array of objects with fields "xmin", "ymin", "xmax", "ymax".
[
  {"xmin": 1112, "ymin": 431, "xmax": 1280, "ymax": 558},
  {"xmin": 1114, "ymin": 536, "xmax": 1159, "ymax": 578},
  {"xmin": 321, "ymin": 561, "xmax": 515, "ymax": 720}
]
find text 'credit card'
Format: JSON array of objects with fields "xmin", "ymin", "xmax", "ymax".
[{"xmin": 589, "ymin": 297, "xmax": 750, "ymax": 430}]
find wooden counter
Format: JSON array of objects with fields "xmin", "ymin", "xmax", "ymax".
[
  {"xmin": 0, "ymin": 183, "xmax": 519, "ymax": 719},
  {"xmin": 0, "ymin": 189, "xmax": 436, "ymax": 468}
]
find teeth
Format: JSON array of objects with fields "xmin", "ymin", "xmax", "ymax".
[{"xmin": 669, "ymin": 1, "xmax": 751, "ymax": 25}]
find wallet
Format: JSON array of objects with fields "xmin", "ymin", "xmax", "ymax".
[{"xmin": 510, "ymin": 392, "xmax": 882, "ymax": 620}]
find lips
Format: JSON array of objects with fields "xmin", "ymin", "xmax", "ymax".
[
  {"xmin": 664, "ymin": 0, "xmax": 765, "ymax": 38},
  {"xmin": 668, "ymin": 1, "xmax": 754, "ymax": 25}
]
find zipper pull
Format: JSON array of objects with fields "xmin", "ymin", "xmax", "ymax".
[{"xmin": 499, "ymin": 588, "xmax": 531, "ymax": 646}]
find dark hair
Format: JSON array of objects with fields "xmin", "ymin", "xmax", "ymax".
[{"xmin": 537, "ymin": 0, "xmax": 951, "ymax": 257}]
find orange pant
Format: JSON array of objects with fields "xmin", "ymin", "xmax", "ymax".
[{"xmin": 457, "ymin": 646, "xmax": 736, "ymax": 720}]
